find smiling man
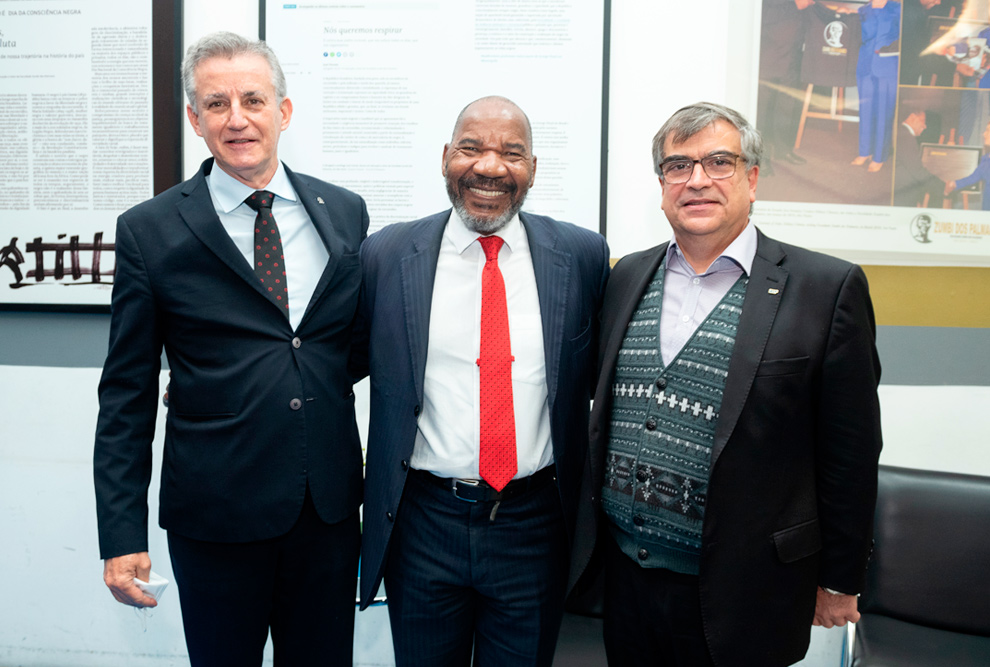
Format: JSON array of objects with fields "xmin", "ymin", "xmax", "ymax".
[
  {"xmin": 568, "ymin": 102, "xmax": 883, "ymax": 666},
  {"xmin": 352, "ymin": 96, "xmax": 610, "ymax": 666},
  {"xmin": 94, "ymin": 32, "xmax": 368, "ymax": 665}
]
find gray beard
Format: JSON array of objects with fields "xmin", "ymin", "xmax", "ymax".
[
  {"xmin": 446, "ymin": 176, "xmax": 528, "ymax": 235},
  {"xmin": 451, "ymin": 200, "xmax": 521, "ymax": 235}
]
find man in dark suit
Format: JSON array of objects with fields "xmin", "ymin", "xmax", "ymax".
[
  {"xmin": 353, "ymin": 96, "xmax": 609, "ymax": 666},
  {"xmin": 894, "ymin": 108, "xmax": 939, "ymax": 207},
  {"xmin": 94, "ymin": 32, "xmax": 368, "ymax": 665},
  {"xmin": 568, "ymin": 102, "xmax": 882, "ymax": 667}
]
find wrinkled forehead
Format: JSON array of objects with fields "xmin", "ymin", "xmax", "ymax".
[
  {"xmin": 193, "ymin": 53, "xmax": 273, "ymax": 94},
  {"xmin": 453, "ymin": 101, "xmax": 532, "ymax": 147}
]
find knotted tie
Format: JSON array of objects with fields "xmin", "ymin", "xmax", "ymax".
[
  {"xmin": 477, "ymin": 235, "xmax": 517, "ymax": 492},
  {"xmin": 244, "ymin": 190, "xmax": 288, "ymax": 317}
]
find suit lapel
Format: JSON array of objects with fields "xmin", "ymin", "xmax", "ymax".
[
  {"xmin": 522, "ymin": 213, "xmax": 570, "ymax": 409},
  {"xmin": 590, "ymin": 245, "xmax": 666, "ymax": 485},
  {"xmin": 711, "ymin": 232, "xmax": 788, "ymax": 467},
  {"xmin": 401, "ymin": 213, "xmax": 448, "ymax": 402},
  {"xmin": 601, "ymin": 245, "xmax": 667, "ymax": 386},
  {"xmin": 176, "ymin": 160, "xmax": 266, "ymax": 296},
  {"xmin": 287, "ymin": 166, "xmax": 346, "ymax": 330}
]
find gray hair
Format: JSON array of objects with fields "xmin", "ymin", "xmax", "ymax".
[
  {"xmin": 451, "ymin": 96, "xmax": 534, "ymax": 149},
  {"xmin": 182, "ymin": 31, "xmax": 287, "ymax": 114},
  {"xmin": 651, "ymin": 101, "xmax": 764, "ymax": 177}
]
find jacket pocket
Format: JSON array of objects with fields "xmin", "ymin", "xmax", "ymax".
[
  {"xmin": 755, "ymin": 356, "xmax": 809, "ymax": 377},
  {"xmin": 772, "ymin": 517, "xmax": 822, "ymax": 563}
]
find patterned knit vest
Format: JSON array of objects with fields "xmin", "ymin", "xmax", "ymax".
[{"xmin": 602, "ymin": 259, "xmax": 747, "ymax": 574}]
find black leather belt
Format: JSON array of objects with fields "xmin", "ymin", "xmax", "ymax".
[{"xmin": 413, "ymin": 466, "xmax": 556, "ymax": 503}]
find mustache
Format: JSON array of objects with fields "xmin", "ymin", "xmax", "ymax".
[{"xmin": 459, "ymin": 175, "xmax": 517, "ymax": 194}]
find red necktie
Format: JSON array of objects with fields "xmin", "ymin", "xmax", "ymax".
[
  {"xmin": 244, "ymin": 190, "xmax": 289, "ymax": 317},
  {"xmin": 477, "ymin": 235, "xmax": 517, "ymax": 492}
]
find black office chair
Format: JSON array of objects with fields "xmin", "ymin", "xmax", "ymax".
[{"xmin": 852, "ymin": 465, "xmax": 990, "ymax": 666}]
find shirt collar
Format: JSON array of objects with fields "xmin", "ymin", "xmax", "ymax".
[
  {"xmin": 666, "ymin": 220, "xmax": 758, "ymax": 276},
  {"xmin": 447, "ymin": 207, "xmax": 525, "ymax": 255},
  {"xmin": 207, "ymin": 160, "xmax": 298, "ymax": 214}
]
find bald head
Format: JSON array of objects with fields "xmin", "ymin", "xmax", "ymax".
[{"xmin": 451, "ymin": 96, "xmax": 533, "ymax": 149}]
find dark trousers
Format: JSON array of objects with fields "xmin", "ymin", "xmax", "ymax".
[
  {"xmin": 167, "ymin": 489, "xmax": 360, "ymax": 667},
  {"xmin": 384, "ymin": 469, "xmax": 569, "ymax": 667},
  {"xmin": 603, "ymin": 532, "xmax": 715, "ymax": 667}
]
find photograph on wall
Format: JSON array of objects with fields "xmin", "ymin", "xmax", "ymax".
[
  {"xmin": 0, "ymin": 0, "xmax": 180, "ymax": 309},
  {"xmin": 264, "ymin": 0, "xmax": 608, "ymax": 235},
  {"xmin": 752, "ymin": 0, "xmax": 990, "ymax": 262}
]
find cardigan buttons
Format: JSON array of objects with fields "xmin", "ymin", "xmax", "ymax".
[
  {"xmin": 645, "ymin": 417, "xmax": 657, "ymax": 431},
  {"xmin": 655, "ymin": 377, "xmax": 666, "ymax": 390}
]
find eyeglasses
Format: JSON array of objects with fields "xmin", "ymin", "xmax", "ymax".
[{"xmin": 659, "ymin": 153, "xmax": 741, "ymax": 183}]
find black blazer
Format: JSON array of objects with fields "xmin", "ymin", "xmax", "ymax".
[
  {"xmin": 352, "ymin": 210, "xmax": 610, "ymax": 609},
  {"xmin": 569, "ymin": 229, "xmax": 883, "ymax": 667},
  {"xmin": 94, "ymin": 159, "xmax": 369, "ymax": 559}
]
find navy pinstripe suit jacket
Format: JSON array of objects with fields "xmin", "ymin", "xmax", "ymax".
[{"xmin": 352, "ymin": 209, "xmax": 610, "ymax": 609}]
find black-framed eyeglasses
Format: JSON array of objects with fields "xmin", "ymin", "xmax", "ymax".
[{"xmin": 659, "ymin": 153, "xmax": 741, "ymax": 183}]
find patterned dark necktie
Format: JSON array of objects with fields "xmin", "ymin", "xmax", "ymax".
[
  {"xmin": 244, "ymin": 190, "xmax": 288, "ymax": 317},
  {"xmin": 477, "ymin": 235, "xmax": 517, "ymax": 491}
]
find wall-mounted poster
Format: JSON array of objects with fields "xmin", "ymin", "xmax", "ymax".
[
  {"xmin": 752, "ymin": 0, "xmax": 990, "ymax": 264},
  {"xmin": 0, "ymin": 0, "xmax": 180, "ymax": 310},
  {"xmin": 263, "ymin": 0, "xmax": 608, "ymax": 236}
]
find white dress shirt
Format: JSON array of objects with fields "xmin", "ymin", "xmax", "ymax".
[
  {"xmin": 410, "ymin": 209, "xmax": 553, "ymax": 480},
  {"xmin": 660, "ymin": 222, "xmax": 758, "ymax": 366},
  {"xmin": 206, "ymin": 161, "xmax": 329, "ymax": 331}
]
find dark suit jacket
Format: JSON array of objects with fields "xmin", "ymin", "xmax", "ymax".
[
  {"xmin": 353, "ymin": 210, "xmax": 610, "ymax": 609},
  {"xmin": 94, "ymin": 158, "xmax": 369, "ymax": 559},
  {"xmin": 894, "ymin": 123, "xmax": 937, "ymax": 207},
  {"xmin": 569, "ymin": 229, "xmax": 882, "ymax": 667}
]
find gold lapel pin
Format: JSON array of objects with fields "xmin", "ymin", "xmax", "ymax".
[
  {"xmin": 768, "ymin": 288, "xmax": 780, "ymax": 295},
  {"xmin": 317, "ymin": 197, "xmax": 325, "ymax": 204}
]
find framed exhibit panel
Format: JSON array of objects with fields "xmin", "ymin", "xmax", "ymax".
[
  {"xmin": 0, "ymin": 0, "xmax": 182, "ymax": 311},
  {"xmin": 262, "ymin": 0, "xmax": 610, "ymax": 236}
]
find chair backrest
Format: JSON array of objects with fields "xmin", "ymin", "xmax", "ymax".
[{"xmin": 860, "ymin": 465, "xmax": 990, "ymax": 637}]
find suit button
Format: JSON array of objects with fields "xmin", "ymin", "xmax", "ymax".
[
  {"xmin": 289, "ymin": 398, "xmax": 302, "ymax": 410},
  {"xmin": 645, "ymin": 417, "xmax": 657, "ymax": 431},
  {"xmin": 386, "ymin": 512, "xmax": 394, "ymax": 522},
  {"xmin": 636, "ymin": 469, "xmax": 649, "ymax": 483},
  {"xmin": 413, "ymin": 405, "xmax": 421, "ymax": 417},
  {"xmin": 292, "ymin": 337, "xmax": 302, "ymax": 349},
  {"xmin": 633, "ymin": 515, "xmax": 645, "ymax": 526},
  {"xmin": 655, "ymin": 378, "xmax": 666, "ymax": 390},
  {"xmin": 401, "ymin": 460, "xmax": 409, "ymax": 471},
  {"xmin": 638, "ymin": 548, "xmax": 649, "ymax": 561}
]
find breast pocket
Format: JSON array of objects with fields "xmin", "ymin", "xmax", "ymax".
[
  {"xmin": 569, "ymin": 318, "xmax": 592, "ymax": 356},
  {"xmin": 755, "ymin": 356, "xmax": 809, "ymax": 377}
]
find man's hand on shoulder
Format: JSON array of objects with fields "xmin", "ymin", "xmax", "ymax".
[
  {"xmin": 103, "ymin": 551, "xmax": 158, "ymax": 607},
  {"xmin": 812, "ymin": 587, "xmax": 859, "ymax": 628}
]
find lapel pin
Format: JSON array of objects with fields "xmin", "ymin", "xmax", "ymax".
[
  {"xmin": 768, "ymin": 288, "xmax": 779, "ymax": 295},
  {"xmin": 317, "ymin": 197, "xmax": 325, "ymax": 205}
]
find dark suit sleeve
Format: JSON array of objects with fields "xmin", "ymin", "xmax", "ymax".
[
  {"xmin": 347, "ymin": 230, "xmax": 376, "ymax": 383},
  {"xmin": 588, "ymin": 237, "xmax": 611, "ymax": 395},
  {"xmin": 814, "ymin": 264, "xmax": 883, "ymax": 593},
  {"xmin": 93, "ymin": 213, "xmax": 164, "ymax": 559}
]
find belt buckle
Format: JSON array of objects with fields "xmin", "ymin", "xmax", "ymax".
[{"xmin": 452, "ymin": 478, "xmax": 481, "ymax": 503}]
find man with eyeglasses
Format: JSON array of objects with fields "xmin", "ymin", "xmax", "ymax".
[{"xmin": 568, "ymin": 102, "xmax": 882, "ymax": 666}]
